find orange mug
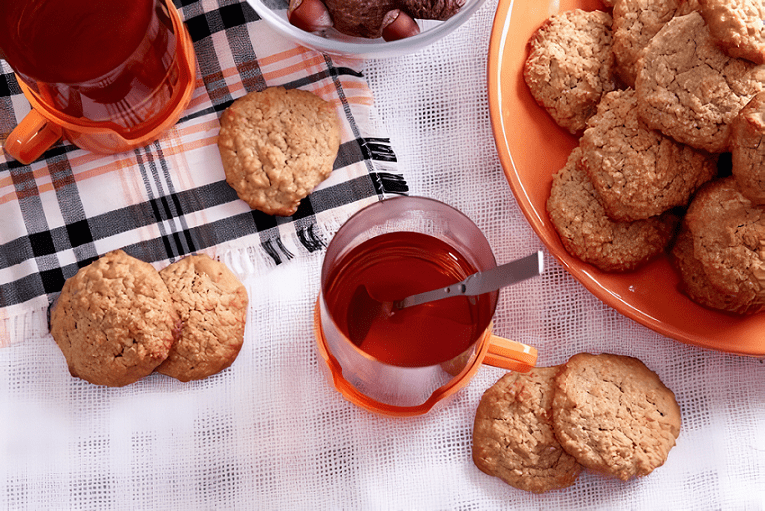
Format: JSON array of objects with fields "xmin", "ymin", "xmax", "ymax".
[
  {"xmin": 315, "ymin": 196, "xmax": 539, "ymax": 417},
  {"xmin": 0, "ymin": 0, "xmax": 197, "ymax": 164}
]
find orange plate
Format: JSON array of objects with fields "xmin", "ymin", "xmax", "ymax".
[{"xmin": 487, "ymin": 0, "xmax": 765, "ymax": 356}]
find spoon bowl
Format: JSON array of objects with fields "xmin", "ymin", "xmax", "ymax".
[{"xmin": 347, "ymin": 284, "xmax": 395, "ymax": 347}]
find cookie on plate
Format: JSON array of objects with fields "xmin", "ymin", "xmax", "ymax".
[
  {"xmin": 676, "ymin": 0, "xmax": 702, "ymax": 13},
  {"xmin": 50, "ymin": 250, "xmax": 180, "ymax": 387},
  {"xmin": 472, "ymin": 367, "xmax": 584, "ymax": 494},
  {"xmin": 218, "ymin": 87, "xmax": 341, "ymax": 216},
  {"xmin": 523, "ymin": 9, "xmax": 616, "ymax": 134},
  {"xmin": 670, "ymin": 226, "xmax": 744, "ymax": 311},
  {"xmin": 547, "ymin": 146, "xmax": 679, "ymax": 272},
  {"xmin": 612, "ymin": 0, "xmax": 682, "ymax": 87},
  {"xmin": 730, "ymin": 91, "xmax": 765, "ymax": 204},
  {"xmin": 156, "ymin": 254, "xmax": 249, "ymax": 382},
  {"xmin": 580, "ymin": 89, "xmax": 717, "ymax": 221},
  {"xmin": 636, "ymin": 12, "xmax": 765, "ymax": 153},
  {"xmin": 681, "ymin": 177, "xmax": 765, "ymax": 314},
  {"xmin": 551, "ymin": 353, "xmax": 682, "ymax": 481},
  {"xmin": 698, "ymin": 0, "xmax": 765, "ymax": 64}
]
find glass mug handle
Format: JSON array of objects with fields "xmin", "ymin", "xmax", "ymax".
[
  {"xmin": 483, "ymin": 335, "xmax": 537, "ymax": 373},
  {"xmin": 4, "ymin": 109, "xmax": 62, "ymax": 165}
]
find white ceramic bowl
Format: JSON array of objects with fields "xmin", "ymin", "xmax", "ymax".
[{"xmin": 247, "ymin": 0, "xmax": 488, "ymax": 58}]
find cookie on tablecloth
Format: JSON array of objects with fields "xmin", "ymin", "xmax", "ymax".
[
  {"xmin": 580, "ymin": 89, "xmax": 717, "ymax": 221},
  {"xmin": 551, "ymin": 353, "xmax": 682, "ymax": 481},
  {"xmin": 50, "ymin": 250, "xmax": 180, "ymax": 387},
  {"xmin": 699, "ymin": 0, "xmax": 765, "ymax": 63},
  {"xmin": 472, "ymin": 367, "xmax": 583, "ymax": 494},
  {"xmin": 635, "ymin": 12, "xmax": 765, "ymax": 153},
  {"xmin": 547, "ymin": 146, "xmax": 679, "ymax": 272},
  {"xmin": 218, "ymin": 87, "xmax": 341, "ymax": 216},
  {"xmin": 730, "ymin": 91, "xmax": 765, "ymax": 204},
  {"xmin": 612, "ymin": 0, "xmax": 683, "ymax": 87},
  {"xmin": 680, "ymin": 177, "xmax": 765, "ymax": 314},
  {"xmin": 156, "ymin": 254, "xmax": 248, "ymax": 382},
  {"xmin": 523, "ymin": 9, "xmax": 616, "ymax": 134}
]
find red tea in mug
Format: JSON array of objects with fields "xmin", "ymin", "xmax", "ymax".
[
  {"xmin": 0, "ymin": 0, "xmax": 181, "ymax": 133},
  {"xmin": 323, "ymin": 231, "xmax": 496, "ymax": 367}
]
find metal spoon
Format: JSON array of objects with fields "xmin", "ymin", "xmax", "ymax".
[{"xmin": 347, "ymin": 251, "xmax": 544, "ymax": 346}]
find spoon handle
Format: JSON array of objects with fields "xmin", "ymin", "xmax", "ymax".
[{"xmin": 397, "ymin": 251, "xmax": 543, "ymax": 309}]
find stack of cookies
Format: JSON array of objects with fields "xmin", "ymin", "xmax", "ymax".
[
  {"xmin": 525, "ymin": 1, "xmax": 765, "ymax": 314},
  {"xmin": 472, "ymin": 353, "xmax": 681, "ymax": 493},
  {"xmin": 49, "ymin": 250, "xmax": 249, "ymax": 387}
]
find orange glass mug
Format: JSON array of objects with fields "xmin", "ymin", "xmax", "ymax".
[
  {"xmin": 0, "ymin": 0, "xmax": 197, "ymax": 165},
  {"xmin": 315, "ymin": 196, "xmax": 541, "ymax": 417}
]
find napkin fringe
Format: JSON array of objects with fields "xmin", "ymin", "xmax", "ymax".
[
  {"xmin": 209, "ymin": 213, "xmax": 353, "ymax": 280},
  {"xmin": 1, "ymin": 305, "xmax": 50, "ymax": 349}
]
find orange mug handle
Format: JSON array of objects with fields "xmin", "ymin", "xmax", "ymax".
[
  {"xmin": 483, "ymin": 335, "xmax": 537, "ymax": 373},
  {"xmin": 4, "ymin": 109, "xmax": 62, "ymax": 165}
]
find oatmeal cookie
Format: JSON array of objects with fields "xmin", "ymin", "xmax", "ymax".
[
  {"xmin": 730, "ymin": 91, "xmax": 765, "ymax": 204},
  {"xmin": 682, "ymin": 177, "xmax": 765, "ymax": 314},
  {"xmin": 547, "ymin": 146, "xmax": 679, "ymax": 272},
  {"xmin": 676, "ymin": 0, "xmax": 703, "ymax": 15},
  {"xmin": 670, "ymin": 226, "xmax": 744, "ymax": 311},
  {"xmin": 699, "ymin": 0, "xmax": 765, "ymax": 63},
  {"xmin": 612, "ymin": 0, "xmax": 682, "ymax": 87},
  {"xmin": 156, "ymin": 254, "xmax": 249, "ymax": 382},
  {"xmin": 635, "ymin": 11, "xmax": 765, "ymax": 153},
  {"xmin": 472, "ymin": 367, "xmax": 583, "ymax": 494},
  {"xmin": 523, "ymin": 9, "xmax": 616, "ymax": 134},
  {"xmin": 552, "ymin": 353, "xmax": 682, "ymax": 481},
  {"xmin": 49, "ymin": 250, "xmax": 180, "ymax": 387},
  {"xmin": 218, "ymin": 87, "xmax": 341, "ymax": 216},
  {"xmin": 580, "ymin": 89, "xmax": 717, "ymax": 221}
]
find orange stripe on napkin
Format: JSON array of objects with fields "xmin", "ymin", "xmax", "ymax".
[{"xmin": 256, "ymin": 45, "xmax": 315, "ymax": 67}]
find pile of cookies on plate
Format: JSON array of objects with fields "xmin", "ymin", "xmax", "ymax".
[
  {"xmin": 49, "ymin": 250, "xmax": 248, "ymax": 387},
  {"xmin": 472, "ymin": 353, "xmax": 681, "ymax": 493},
  {"xmin": 525, "ymin": 0, "xmax": 765, "ymax": 314}
]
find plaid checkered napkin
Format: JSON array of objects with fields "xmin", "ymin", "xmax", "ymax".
[{"xmin": 0, "ymin": 0, "xmax": 407, "ymax": 337}]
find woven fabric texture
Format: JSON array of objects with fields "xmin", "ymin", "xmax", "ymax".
[{"xmin": 1, "ymin": 0, "xmax": 764, "ymax": 509}]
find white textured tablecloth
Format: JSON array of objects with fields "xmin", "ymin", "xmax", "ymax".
[{"xmin": 2, "ymin": 0, "xmax": 765, "ymax": 509}]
